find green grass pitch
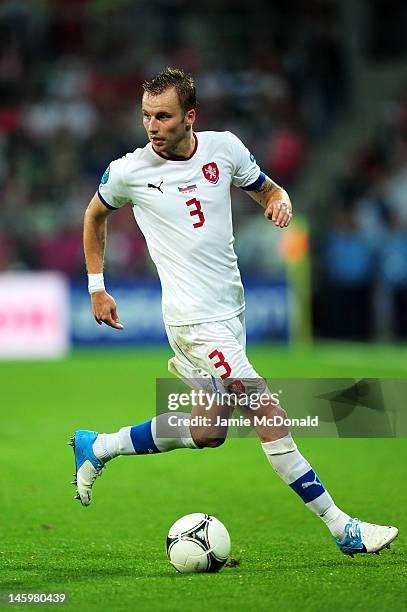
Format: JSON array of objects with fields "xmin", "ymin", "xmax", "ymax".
[{"xmin": 1, "ymin": 342, "xmax": 406, "ymax": 611}]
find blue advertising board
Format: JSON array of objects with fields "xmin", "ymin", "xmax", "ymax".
[{"xmin": 70, "ymin": 279, "xmax": 291, "ymax": 345}]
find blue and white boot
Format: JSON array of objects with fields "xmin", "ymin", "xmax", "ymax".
[
  {"xmin": 68, "ymin": 430, "xmax": 105, "ymax": 506},
  {"xmin": 335, "ymin": 517, "xmax": 398, "ymax": 557}
]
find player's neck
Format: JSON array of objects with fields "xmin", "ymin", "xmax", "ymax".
[{"xmin": 158, "ymin": 132, "xmax": 196, "ymax": 161}]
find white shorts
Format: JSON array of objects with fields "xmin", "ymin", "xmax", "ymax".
[{"xmin": 165, "ymin": 313, "xmax": 266, "ymax": 395}]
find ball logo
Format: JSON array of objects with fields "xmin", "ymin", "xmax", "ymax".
[
  {"xmin": 202, "ymin": 162, "xmax": 219, "ymax": 184},
  {"xmin": 195, "ymin": 529, "xmax": 206, "ymax": 541}
]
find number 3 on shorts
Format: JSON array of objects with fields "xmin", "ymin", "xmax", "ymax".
[
  {"xmin": 186, "ymin": 197, "xmax": 205, "ymax": 228},
  {"xmin": 208, "ymin": 349, "xmax": 232, "ymax": 379}
]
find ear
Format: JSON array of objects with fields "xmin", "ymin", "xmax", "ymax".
[{"xmin": 185, "ymin": 109, "xmax": 195, "ymax": 127}]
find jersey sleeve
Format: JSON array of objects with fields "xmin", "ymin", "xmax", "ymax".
[
  {"xmin": 97, "ymin": 157, "xmax": 132, "ymax": 210},
  {"xmin": 227, "ymin": 131, "xmax": 265, "ymax": 191}
]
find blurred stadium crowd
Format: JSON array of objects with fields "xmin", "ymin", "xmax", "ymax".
[
  {"xmin": 0, "ymin": 0, "xmax": 406, "ymax": 340},
  {"xmin": 315, "ymin": 97, "xmax": 407, "ymax": 340}
]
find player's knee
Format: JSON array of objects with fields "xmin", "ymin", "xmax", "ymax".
[
  {"xmin": 198, "ymin": 437, "xmax": 226, "ymax": 448},
  {"xmin": 274, "ymin": 404, "xmax": 288, "ymax": 419},
  {"xmin": 253, "ymin": 398, "xmax": 286, "ymax": 419},
  {"xmin": 205, "ymin": 436, "xmax": 226, "ymax": 448},
  {"xmin": 191, "ymin": 429, "xmax": 227, "ymax": 449}
]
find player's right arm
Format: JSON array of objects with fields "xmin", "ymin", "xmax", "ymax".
[
  {"xmin": 227, "ymin": 131, "xmax": 292, "ymax": 227},
  {"xmin": 83, "ymin": 193, "xmax": 124, "ymax": 330}
]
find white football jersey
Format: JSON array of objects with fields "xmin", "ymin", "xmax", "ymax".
[{"xmin": 98, "ymin": 130, "xmax": 265, "ymax": 325}]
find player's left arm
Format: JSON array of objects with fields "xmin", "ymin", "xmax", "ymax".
[{"xmin": 246, "ymin": 175, "xmax": 292, "ymax": 228}]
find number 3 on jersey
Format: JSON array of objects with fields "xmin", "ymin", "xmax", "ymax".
[{"xmin": 186, "ymin": 197, "xmax": 205, "ymax": 228}]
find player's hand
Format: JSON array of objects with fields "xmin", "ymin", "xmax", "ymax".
[
  {"xmin": 264, "ymin": 193, "xmax": 293, "ymax": 228},
  {"xmin": 91, "ymin": 291, "xmax": 124, "ymax": 330}
]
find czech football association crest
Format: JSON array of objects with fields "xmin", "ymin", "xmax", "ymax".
[
  {"xmin": 202, "ymin": 162, "xmax": 219, "ymax": 184},
  {"xmin": 226, "ymin": 379, "xmax": 246, "ymax": 396}
]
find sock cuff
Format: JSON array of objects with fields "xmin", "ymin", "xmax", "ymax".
[
  {"xmin": 261, "ymin": 433, "xmax": 297, "ymax": 456},
  {"xmin": 183, "ymin": 435, "xmax": 199, "ymax": 449},
  {"xmin": 151, "ymin": 413, "xmax": 199, "ymax": 451}
]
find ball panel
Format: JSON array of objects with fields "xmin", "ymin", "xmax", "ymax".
[
  {"xmin": 168, "ymin": 539, "xmax": 210, "ymax": 573},
  {"xmin": 166, "ymin": 536, "xmax": 178, "ymax": 558},
  {"xmin": 207, "ymin": 551, "xmax": 228, "ymax": 573},
  {"xmin": 207, "ymin": 517, "xmax": 231, "ymax": 560},
  {"xmin": 168, "ymin": 513, "xmax": 207, "ymax": 538}
]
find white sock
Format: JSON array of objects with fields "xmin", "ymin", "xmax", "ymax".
[
  {"xmin": 319, "ymin": 504, "xmax": 351, "ymax": 540},
  {"xmin": 93, "ymin": 413, "xmax": 198, "ymax": 461},
  {"xmin": 93, "ymin": 426, "xmax": 133, "ymax": 461},
  {"xmin": 261, "ymin": 434, "xmax": 349, "ymax": 538}
]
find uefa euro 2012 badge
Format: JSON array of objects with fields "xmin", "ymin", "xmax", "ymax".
[{"xmin": 100, "ymin": 165, "xmax": 110, "ymax": 185}]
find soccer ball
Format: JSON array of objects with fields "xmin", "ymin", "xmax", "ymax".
[{"xmin": 166, "ymin": 513, "xmax": 231, "ymax": 573}]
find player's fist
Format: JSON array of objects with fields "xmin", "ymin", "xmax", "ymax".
[
  {"xmin": 91, "ymin": 290, "xmax": 124, "ymax": 330},
  {"xmin": 264, "ymin": 193, "xmax": 292, "ymax": 228}
]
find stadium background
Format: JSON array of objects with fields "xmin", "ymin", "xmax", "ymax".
[{"xmin": 1, "ymin": 1, "xmax": 406, "ymax": 611}]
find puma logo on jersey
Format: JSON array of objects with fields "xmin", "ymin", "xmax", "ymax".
[
  {"xmin": 301, "ymin": 474, "xmax": 323, "ymax": 489},
  {"xmin": 148, "ymin": 181, "xmax": 164, "ymax": 193}
]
